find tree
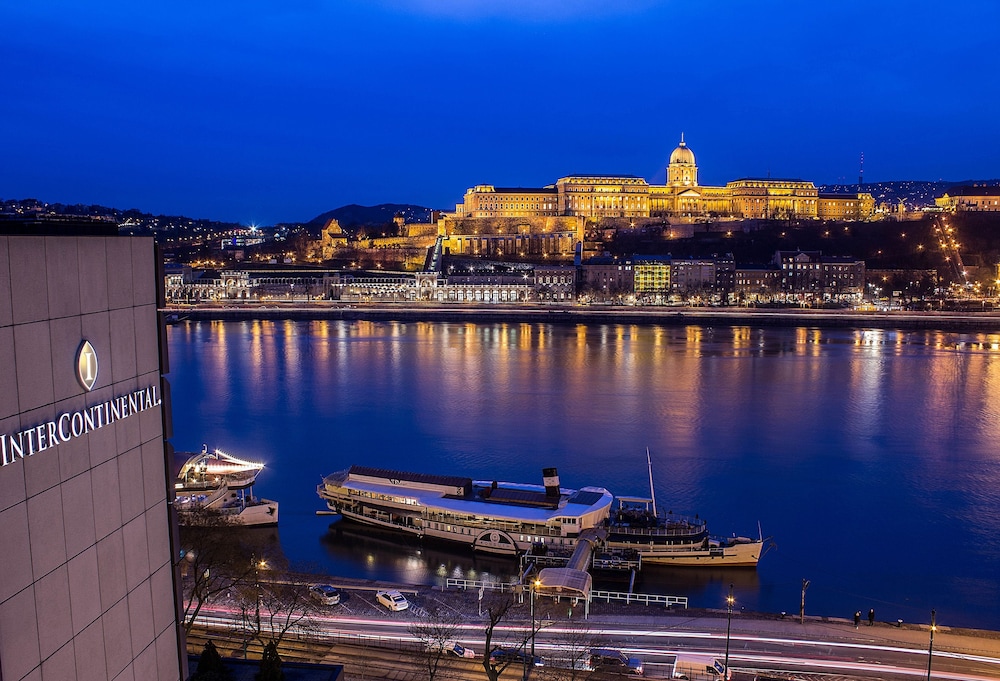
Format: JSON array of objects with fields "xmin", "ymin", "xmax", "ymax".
[
  {"xmin": 179, "ymin": 518, "xmax": 256, "ymax": 635},
  {"xmin": 232, "ymin": 560, "xmax": 316, "ymax": 661},
  {"xmin": 481, "ymin": 592, "xmax": 519, "ymax": 681},
  {"xmin": 480, "ymin": 590, "xmax": 546, "ymax": 681},
  {"xmin": 538, "ymin": 626, "xmax": 602, "ymax": 681},
  {"xmin": 190, "ymin": 640, "xmax": 233, "ymax": 681},
  {"xmin": 408, "ymin": 608, "xmax": 464, "ymax": 681},
  {"xmin": 256, "ymin": 641, "xmax": 284, "ymax": 681}
]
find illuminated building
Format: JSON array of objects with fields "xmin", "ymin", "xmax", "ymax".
[
  {"xmin": 448, "ymin": 134, "xmax": 879, "ymax": 222},
  {"xmin": 443, "ymin": 135, "xmax": 875, "ymax": 258},
  {"xmin": 935, "ymin": 186, "xmax": 1000, "ymax": 212},
  {"xmin": 1, "ymin": 232, "xmax": 185, "ymax": 681}
]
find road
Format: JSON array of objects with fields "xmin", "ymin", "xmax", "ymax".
[{"xmin": 187, "ymin": 583, "xmax": 1000, "ymax": 680}]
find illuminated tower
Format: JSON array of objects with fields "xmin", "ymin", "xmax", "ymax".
[{"xmin": 667, "ymin": 133, "xmax": 698, "ymax": 187}]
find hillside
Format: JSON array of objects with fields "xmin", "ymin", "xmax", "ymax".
[
  {"xmin": 303, "ymin": 203, "xmax": 437, "ymax": 234},
  {"xmin": 818, "ymin": 180, "xmax": 1000, "ymax": 209}
]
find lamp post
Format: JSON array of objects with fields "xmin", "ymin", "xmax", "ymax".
[
  {"xmin": 926, "ymin": 609, "xmax": 936, "ymax": 681},
  {"xmin": 253, "ymin": 555, "xmax": 267, "ymax": 650},
  {"xmin": 724, "ymin": 584, "xmax": 734, "ymax": 680},
  {"xmin": 523, "ymin": 578, "xmax": 541, "ymax": 681}
]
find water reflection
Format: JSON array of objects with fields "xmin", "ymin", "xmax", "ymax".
[{"xmin": 167, "ymin": 320, "xmax": 1000, "ymax": 629}]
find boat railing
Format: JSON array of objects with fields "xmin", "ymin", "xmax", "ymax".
[
  {"xmin": 607, "ymin": 523, "xmax": 707, "ymax": 538},
  {"xmin": 423, "ymin": 513, "xmax": 562, "ymax": 536}
]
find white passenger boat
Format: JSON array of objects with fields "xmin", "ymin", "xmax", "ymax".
[
  {"xmin": 316, "ymin": 466, "xmax": 613, "ymax": 555},
  {"xmin": 316, "ymin": 464, "xmax": 764, "ymax": 566},
  {"xmin": 175, "ymin": 446, "xmax": 279, "ymax": 527},
  {"xmin": 176, "ymin": 445, "xmax": 264, "ymax": 491}
]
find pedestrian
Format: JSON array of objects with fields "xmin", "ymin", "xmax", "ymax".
[
  {"xmin": 869, "ymin": 608, "xmax": 875, "ymax": 626},
  {"xmin": 854, "ymin": 610, "xmax": 861, "ymax": 628}
]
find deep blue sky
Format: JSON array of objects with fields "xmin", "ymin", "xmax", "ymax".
[{"xmin": 3, "ymin": 1, "xmax": 998, "ymax": 225}]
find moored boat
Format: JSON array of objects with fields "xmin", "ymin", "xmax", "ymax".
[
  {"xmin": 604, "ymin": 497, "xmax": 763, "ymax": 567},
  {"xmin": 316, "ymin": 464, "xmax": 764, "ymax": 566},
  {"xmin": 174, "ymin": 446, "xmax": 278, "ymax": 527},
  {"xmin": 316, "ymin": 466, "xmax": 613, "ymax": 555}
]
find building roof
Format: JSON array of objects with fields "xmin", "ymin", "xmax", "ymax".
[
  {"xmin": 729, "ymin": 177, "xmax": 810, "ymax": 184},
  {"xmin": 945, "ymin": 185, "xmax": 1000, "ymax": 197},
  {"xmin": 669, "ymin": 133, "xmax": 696, "ymax": 165},
  {"xmin": 490, "ymin": 187, "xmax": 557, "ymax": 194}
]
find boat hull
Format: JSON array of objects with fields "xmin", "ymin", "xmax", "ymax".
[
  {"xmin": 334, "ymin": 507, "xmax": 525, "ymax": 555},
  {"xmin": 177, "ymin": 485, "xmax": 279, "ymax": 527},
  {"xmin": 621, "ymin": 539, "xmax": 762, "ymax": 567}
]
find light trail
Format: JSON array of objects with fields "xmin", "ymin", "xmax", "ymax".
[{"xmin": 195, "ymin": 605, "xmax": 1000, "ymax": 680}]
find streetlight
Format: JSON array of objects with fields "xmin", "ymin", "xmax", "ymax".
[
  {"xmin": 524, "ymin": 578, "xmax": 541, "ymax": 681},
  {"xmin": 724, "ymin": 584, "xmax": 734, "ymax": 680},
  {"xmin": 253, "ymin": 555, "xmax": 267, "ymax": 652},
  {"xmin": 926, "ymin": 609, "xmax": 936, "ymax": 681}
]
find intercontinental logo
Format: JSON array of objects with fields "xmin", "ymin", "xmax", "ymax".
[
  {"xmin": 1, "ymin": 340, "xmax": 161, "ymax": 467},
  {"xmin": 76, "ymin": 340, "xmax": 98, "ymax": 391}
]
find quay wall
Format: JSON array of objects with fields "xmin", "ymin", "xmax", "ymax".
[{"xmin": 164, "ymin": 304, "xmax": 1000, "ymax": 333}]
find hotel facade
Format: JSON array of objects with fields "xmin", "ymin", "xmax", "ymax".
[{"xmin": 1, "ymin": 233, "xmax": 184, "ymax": 681}]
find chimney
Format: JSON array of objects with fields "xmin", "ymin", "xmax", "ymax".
[{"xmin": 543, "ymin": 467, "xmax": 560, "ymax": 497}]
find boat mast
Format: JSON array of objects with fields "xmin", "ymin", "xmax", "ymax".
[{"xmin": 646, "ymin": 447, "xmax": 657, "ymax": 518}]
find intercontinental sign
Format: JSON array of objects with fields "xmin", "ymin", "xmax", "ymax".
[{"xmin": 1, "ymin": 340, "xmax": 162, "ymax": 467}]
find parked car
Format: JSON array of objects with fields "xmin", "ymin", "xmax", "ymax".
[
  {"xmin": 588, "ymin": 648, "xmax": 643, "ymax": 675},
  {"xmin": 427, "ymin": 641, "xmax": 477, "ymax": 658},
  {"xmin": 375, "ymin": 589, "xmax": 409, "ymax": 611},
  {"xmin": 489, "ymin": 648, "xmax": 544, "ymax": 668},
  {"xmin": 308, "ymin": 584, "xmax": 341, "ymax": 606}
]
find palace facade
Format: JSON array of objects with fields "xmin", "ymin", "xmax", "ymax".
[{"xmin": 439, "ymin": 135, "xmax": 874, "ymax": 260}]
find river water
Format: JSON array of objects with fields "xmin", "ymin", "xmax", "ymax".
[{"xmin": 165, "ymin": 319, "xmax": 1000, "ymax": 630}]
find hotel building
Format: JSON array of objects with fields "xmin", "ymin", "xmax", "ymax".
[{"xmin": 1, "ymin": 231, "xmax": 184, "ymax": 680}]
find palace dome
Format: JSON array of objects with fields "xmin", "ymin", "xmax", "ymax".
[{"xmin": 669, "ymin": 134, "xmax": 695, "ymax": 165}]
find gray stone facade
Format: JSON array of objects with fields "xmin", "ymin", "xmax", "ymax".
[{"xmin": 0, "ymin": 236, "xmax": 182, "ymax": 680}]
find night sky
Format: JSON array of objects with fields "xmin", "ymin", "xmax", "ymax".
[{"xmin": 3, "ymin": 1, "xmax": 998, "ymax": 225}]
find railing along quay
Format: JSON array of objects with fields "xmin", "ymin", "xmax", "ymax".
[{"xmin": 445, "ymin": 579, "xmax": 687, "ymax": 609}]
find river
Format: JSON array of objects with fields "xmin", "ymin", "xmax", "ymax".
[{"xmin": 165, "ymin": 319, "xmax": 1000, "ymax": 630}]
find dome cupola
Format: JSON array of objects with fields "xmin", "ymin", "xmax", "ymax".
[
  {"xmin": 669, "ymin": 132, "xmax": 696, "ymax": 165},
  {"xmin": 667, "ymin": 133, "xmax": 698, "ymax": 187}
]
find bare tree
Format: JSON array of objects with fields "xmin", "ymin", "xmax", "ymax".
[
  {"xmin": 481, "ymin": 592, "xmax": 520, "ymax": 681},
  {"xmin": 539, "ymin": 625, "xmax": 602, "ymax": 681},
  {"xmin": 232, "ymin": 559, "xmax": 316, "ymax": 663},
  {"xmin": 409, "ymin": 608, "xmax": 465, "ymax": 681},
  {"xmin": 178, "ymin": 518, "xmax": 255, "ymax": 634},
  {"xmin": 480, "ymin": 590, "xmax": 549, "ymax": 681}
]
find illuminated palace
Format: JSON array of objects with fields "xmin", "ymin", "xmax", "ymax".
[{"xmin": 438, "ymin": 135, "xmax": 874, "ymax": 260}]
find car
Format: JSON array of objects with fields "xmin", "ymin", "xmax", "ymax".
[
  {"xmin": 308, "ymin": 584, "xmax": 341, "ymax": 605},
  {"xmin": 427, "ymin": 641, "xmax": 477, "ymax": 658},
  {"xmin": 375, "ymin": 589, "xmax": 409, "ymax": 611},
  {"xmin": 588, "ymin": 648, "xmax": 643, "ymax": 675},
  {"xmin": 489, "ymin": 648, "xmax": 544, "ymax": 668}
]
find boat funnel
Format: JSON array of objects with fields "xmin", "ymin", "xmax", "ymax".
[{"xmin": 543, "ymin": 467, "xmax": 560, "ymax": 497}]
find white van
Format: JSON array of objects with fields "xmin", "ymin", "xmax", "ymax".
[{"xmin": 669, "ymin": 652, "xmax": 730, "ymax": 680}]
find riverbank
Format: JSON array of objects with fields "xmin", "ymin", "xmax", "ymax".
[{"xmin": 165, "ymin": 303, "xmax": 1000, "ymax": 332}]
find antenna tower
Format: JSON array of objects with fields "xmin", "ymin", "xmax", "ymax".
[{"xmin": 858, "ymin": 152, "xmax": 864, "ymax": 189}]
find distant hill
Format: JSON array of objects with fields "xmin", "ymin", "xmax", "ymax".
[
  {"xmin": 304, "ymin": 203, "xmax": 437, "ymax": 234},
  {"xmin": 818, "ymin": 180, "xmax": 1000, "ymax": 209}
]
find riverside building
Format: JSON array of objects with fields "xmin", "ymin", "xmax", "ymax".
[
  {"xmin": 0, "ymin": 231, "xmax": 184, "ymax": 680},
  {"xmin": 451, "ymin": 135, "xmax": 874, "ymax": 222}
]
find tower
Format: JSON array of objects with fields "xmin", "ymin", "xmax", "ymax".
[{"xmin": 667, "ymin": 133, "xmax": 698, "ymax": 187}]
